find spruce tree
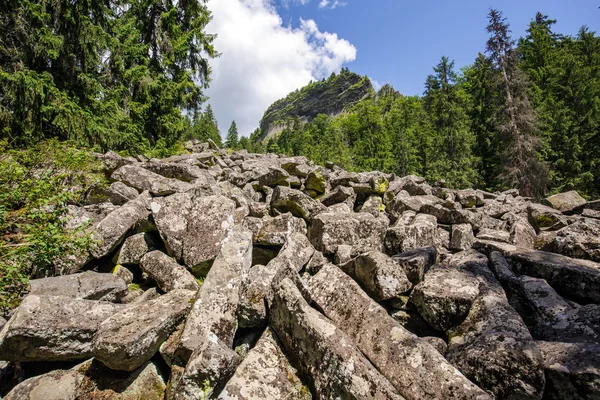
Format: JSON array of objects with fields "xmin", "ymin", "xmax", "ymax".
[
  {"xmin": 225, "ymin": 121, "xmax": 239, "ymax": 149},
  {"xmin": 486, "ymin": 9, "xmax": 548, "ymax": 197}
]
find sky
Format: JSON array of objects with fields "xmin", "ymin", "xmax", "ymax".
[{"xmin": 204, "ymin": 0, "xmax": 600, "ymax": 137}]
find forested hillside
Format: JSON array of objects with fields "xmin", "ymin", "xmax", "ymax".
[{"xmin": 249, "ymin": 11, "xmax": 600, "ymax": 198}]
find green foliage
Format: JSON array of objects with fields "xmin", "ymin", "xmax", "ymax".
[
  {"xmin": 225, "ymin": 120, "xmax": 239, "ymax": 149},
  {"xmin": 0, "ymin": 0, "xmax": 217, "ymax": 153},
  {"xmin": 0, "ymin": 140, "xmax": 103, "ymax": 316}
]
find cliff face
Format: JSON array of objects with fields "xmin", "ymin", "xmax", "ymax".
[{"xmin": 258, "ymin": 69, "xmax": 374, "ymax": 141}]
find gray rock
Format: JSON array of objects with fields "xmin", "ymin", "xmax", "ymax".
[
  {"xmin": 271, "ymin": 186, "xmax": 326, "ymax": 222},
  {"xmin": 359, "ymin": 195, "xmax": 384, "ymax": 217},
  {"xmin": 94, "ymin": 289, "xmax": 195, "ymax": 371},
  {"xmin": 509, "ymin": 218, "xmax": 537, "ymax": 249},
  {"xmin": 384, "ymin": 213, "xmax": 439, "ymax": 254},
  {"xmin": 309, "ymin": 211, "xmax": 388, "ymax": 255},
  {"xmin": 421, "ymin": 204, "xmax": 470, "ymax": 225},
  {"xmin": 455, "ymin": 189, "xmax": 485, "ymax": 208},
  {"xmin": 270, "ymin": 278, "xmax": 404, "ymax": 400},
  {"xmin": 140, "ymin": 250, "xmax": 199, "ymax": 292},
  {"xmin": 510, "ymin": 249, "xmax": 600, "ymax": 303},
  {"xmin": 0, "ymin": 295, "xmax": 124, "ymax": 361},
  {"xmin": 305, "ymin": 169, "xmax": 327, "ymax": 194},
  {"xmin": 410, "ymin": 264, "xmax": 480, "ymax": 332},
  {"xmin": 150, "ymin": 192, "xmax": 193, "ymax": 260},
  {"xmin": 476, "ymin": 228, "xmax": 511, "ymax": 243},
  {"xmin": 319, "ymin": 185, "xmax": 355, "ymax": 207},
  {"xmin": 4, "ymin": 369, "xmax": 83, "ymax": 400},
  {"xmin": 542, "ymin": 191, "xmax": 586, "ymax": 213},
  {"xmin": 392, "ymin": 246, "xmax": 437, "ymax": 284},
  {"xmin": 91, "ymin": 192, "xmax": 151, "ymax": 258},
  {"xmin": 445, "ymin": 251, "xmax": 546, "ymax": 399},
  {"xmin": 176, "ymin": 227, "xmax": 252, "ymax": 363},
  {"xmin": 342, "ymin": 251, "xmax": 412, "ymax": 301},
  {"xmin": 29, "ymin": 271, "xmax": 127, "ymax": 302},
  {"xmin": 386, "ymin": 194, "xmax": 441, "ymax": 220},
  {"xmin": 218, "ymin": 329, "xmax": 311, "ymax": 400},
  {"xmin": 551, "ymin": 219, "xmax": 600, "ymax": 262},
  {"xmin": 141, "ymin": 161, "xmax": 214, "ymax": 183},
  {"xmin": 112, "ymin": 164, "xmax": 192, "ymax": 196},
  {"xmin": 537, "ymin": 341, "xmax": 600, "ymax": 400},
  {"xmin": 116, "ymin": 232, "xmax": 155, "ymax": 265},
  {"xmin": 309, "ymin": 264, "xmax": 491, "ymax": 400},
  {"xmin": 108, "ymin": 181, "xmax": 140, "ymax": 204},
  {"xmin": 528, "ymin": 203, "xmax": 568, "ymax": 232},
  {"xmin": 450, "ymin": 223, "xmax": 474, "ymax": 251},
  {"xmin": 238, "ymin": 265, "xmax": 275, "ymax": 328},
  {"xmin": 255, "ymin": 213, "xmax": 307, "ymax": 246}
]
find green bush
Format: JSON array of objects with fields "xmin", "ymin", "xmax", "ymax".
[{"xmin": 0, "ymin": 139, "xmax": 104, "ymax": 317}]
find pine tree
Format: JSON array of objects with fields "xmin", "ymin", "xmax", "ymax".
[
  {"xmin": 225, "ymin": 121, "xmax": 239, "ymax": 149},
  {"xmin": 423, "ymin": 56, "xmax": 480, "ymax": 188},
  {"xmin": 486, "ymin": 9, "xmax": 548, "ymax": 197}
]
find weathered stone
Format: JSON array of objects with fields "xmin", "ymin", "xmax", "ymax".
[
  {"xmin": 309, "ymin": 264, "xmax": 491, "ymax": 400},
  {"xmin": 551, "ymin": 219, "xmax": 600, "ymax": 262},
  {"xmin": 445, "ymin": 251, "xmax": 546, "ymax": 400},
  {"xmin": 141, "ymin": 161, "xmax": 215, "ymax": 184},
  {"xmin": 450, "ymin": 223, "xmax": 474, "ymax": 251},
  {"xmin": 112, "ymin": 164, "xmax": 192, "ymax": 196},
  {"xmin": 255, "ymin": 213, "xmax": 307, "ymax": 246},
  {"xmin": 305, "ymin": 250, "xmax": 328, "ymax": 275},
  {"xmin": 238, "ymin": 265, "xmax": 274, "ymax": 328},
  {"xmin": 421, "ymin": 204, "xmax": 469, "ymax": 225},
  {"xmin": 386, "ymin": 194, "xmax": 441, "ymax": 220},
  {"xmin": 410, "ymin": 264, "xmax": 480, "ymax": 332},
  {"xmin": 510, "ymin": 249, "xmax": 600, "ymax": 303},
  {"xmin": 305, "ymin": 169, "xmax": 327, "ymax": 194},
  {"xmin": 543, "ymin": 191, "xmax": 586, "ymax": 213},
  {"xmin": 4, "ymin": 369, "xmax": 83, "ymax": 400},
  {"xmin": 116, "ymin": 232, "xmax": 155, "ymax": 265},
  {"xmin": 309, "ymin": 211, "xmax": 388, "ymax": 255},
  {"xmin": 359, "ymin": 195, "xmax": 384, "ymax": 217},
  {"xmin": 29, "ymin": 271, "xmax": 127, "ymax": 302},
  {"xmin": 384, "ymin": 213, "xmax": 439, "ymax": 254},
  {"xmin": 319, "ymin": 185, "xmax": 355, "ymax": 207},
  {"xmin": 342, "ymin": 251, "xmax": 412, "ymax": 301},
  {"xmin": 218, "ymin": 329, "xmax": 311, "ymax": 400},
  {"xmin": 528, "ymin": 203, "xmax": 568, "ymax": 232},
  {"xmin": 271, "ymin": 186, "xmax": 326, "ymax": 222},
  {"xmin": 93, "ymin": 289, "xmax": 194, "ymax": 371},
  {"xmin": 140, "ymin": 250, "xmax": 199, "ymax": 292},
  {"xmin": 537, "ymin": 341, "xmax": 600, "ymax": 400},
  {"xmin": 270, "ymin": 278, "xmax": 404, "ymax": 400},
  {"xmin": 476, "ymin": 228, "xmax": 511, "ymax": 243},
  {"xmin": 0, "ymin": 295, "xmax": 124, "ymax": 361},
  {"xmin": 455, "ymin": 189, "xmax": 484, "ymax": 208},
  {"xmin": 510, "ymin": 217, "xmax": 537, "ymax": 249},
  {"xmin": 91, "ymin": 192, "xmax": 151, "ymax": 258},
  {"xmin": 392, "ymin": 246, "xmax": 437, "ymax": 284},
  {"xmin": 256, "ymin": 166, "xmax": 290, "ymax": 188},
  {"xmin": 176, "ymin": 227, "xmax": 252, "ymax": 363}
]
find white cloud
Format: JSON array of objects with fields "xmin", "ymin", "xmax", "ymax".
[
  {"xmin": 370, "ymin": 79, "xmax": 383, "ymax": 91},
  {"xmin": 204, "ymin": 0, "xmax": 356, "ymax": 137},
  {"xmin": 318, "ymin": 0, "xmax": 347, "ymax": 10}
]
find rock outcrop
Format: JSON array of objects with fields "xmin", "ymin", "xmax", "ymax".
[{"xmin": 2, "ymin": 144, "xmax": 600, "ymax": 399}]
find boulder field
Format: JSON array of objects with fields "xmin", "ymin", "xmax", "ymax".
[{"xmin": 1, "ymin": 139, "xmax": 600, "ymax": 399}]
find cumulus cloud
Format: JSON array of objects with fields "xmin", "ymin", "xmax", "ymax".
[
  {"xmin": 204, "ymin": 0, "xmax": 356, "ymax": 137},
  {"xmin": 318, "ymin": 0, "xmax": 347, "ymax": 10}
]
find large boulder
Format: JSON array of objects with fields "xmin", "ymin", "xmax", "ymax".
[
  {"xmin": 271, "ymin": 186, "xmax": 326, "ymax": 222},
  {"xmin": 450, "ymin": 223, "xmax": 474, "ymax": 251},
  {"xmin": 542, "ymin": 191, "xmax": 586, "ymax": 213},
  {"xmin": 112, "ymin": 164, "xmax": 192, "ymax": 196},
  {"xmin": 537, "ymin": 341, "xmax": 600, "ymax": 400},
  {"xmin": 551, "ymin": 219, "xmax": 600, "ymax": 262},
  {"xmin": 309, "ymin": 264, "xmax": 491, "ymax": 400},
  {"xmin": 341, "ymin": 251, "xmax": 412, "ymax": 301},
  {"xmin": 91, "ymin": 192, "xmax": 151, "ymax": 258},
  {"xmin": 115, "ymin": 232, "xmax": 156, "ymax": 265},
  {"xmin": 217, "ymin": 329, "xmax": 310, "ymax": 400},
  {"xmin": 445, "ymin": 251, "xmax": 546, "ymax": 399},
  {"xmin": 254, "ymin": 213, "xmax": 307, "ymax": 246},
  {"xmin": 176, "ymin": 226, "xmax": 252, "ymax": 363},
  {"xmin": 29, "ymin": 271, "xmax": 127, "ymax": 302},
  {"xmin": 384, "ymin": 213, "xmax": 439, "ymax": 254},
  {"xmin": 3, "ymin": 369, "xmax": 83, "ymax": 400},
  {"xmin": 270, "ymin": 278, "xmax": 404, "ymax": 399},
  {"xmin": 527, "ymin": 203, "xmax": 568, "ymax": 232},
  {"xmin": 0, "ymin": 295, "xmax": 124, "ymax": 361},
  {"xmin": 140, "ymin": 250, "xmax": 199, "ymax": 292},
  {"xmin": 392, "ymin": 246, "xmax": 437, "ymax": 284},
  {"xmin": 509, "ymin": 249, "xmax": 600, "ymax": 303},
  {"xmin": 309, "ymin": 211, "xmax": 388, "ymax": 255}
]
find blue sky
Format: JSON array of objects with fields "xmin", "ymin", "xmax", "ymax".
[
  {"xmin": 205, "ymin": 0, "xmax": 600, "ymax": 136},
  {"xmin": 277, "ymin": 0, "xmax": 600, "ymax": 96}
]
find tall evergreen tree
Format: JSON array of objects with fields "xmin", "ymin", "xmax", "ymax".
[
  {"xmin": 486, "ymin": 9, "xmax": 548, "ymax": 197},
  {"xmin": 424, "ymin": 56, "xmax": 480, "ymax": 188},
  {"xmin": 225, "ymin": 120, "xmax": 239, "ymax": 149}
]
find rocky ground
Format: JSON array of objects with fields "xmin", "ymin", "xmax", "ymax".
[{"xmin": 1, "ymin": 139, "xmax": 600, "ymax": 399}]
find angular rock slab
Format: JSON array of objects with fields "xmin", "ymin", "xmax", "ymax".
[
  {"xmin": 309, "ymin": 264, "xmax": 491, "ymax": 400},
  {"xmin": 537, "ymin": 341, "xmax": 600, "ymax": 400},
  {"xmin": 112, "ymin": 164, "xmax": 192, "ymax": 196},
  {"xmin": 270, "ymin": 278, "xmax": 404, "ymax": 400},
  {"xmin": 140, "ymin": 250, "xmax": 199, "ymax": 292},
  {"xmin": 309, "ymin": 211, "xmax": 388, "ymax": 255},
  {"xmin": 0, "ymin": 295, "xmax": 124, "ymax": 361},
  {"xmin": 384, "ymin": 213, "xmax": 439, "ymax": 255},
  {"xmin": 91, "ymin": 192, "xmax": 151, "ymax": 258},
  {"xmin": 29, "ymin": 271, "xmax": 127, "ymax": 302},
  {"xmin": 218, "ymin": 329, "xmax": 311, "ymax": 400},
  {"xmin": 510, "ymin": 249, "xmax": 600, "ymax": 303},
  {"xmin": 176, "ymin": 226, "xmax": 253, "ymax": 363},
  {"xmin": 542, "ymin": 191, "xmax": 586, "ymax": 213},
  {"xmin": 271, "ymin": 186, "xmax": 326, "ymax": 222},
  {"xmin": 3, "ymin": 369, "xmax": 83, "ymax": 400},
  {"xmin": 93, "ymin": 289, "xmax": 195, "ymax": 371},
  {"xmin": 446, "ymin": 251, "xmax": 546, "ymax": 400}
]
